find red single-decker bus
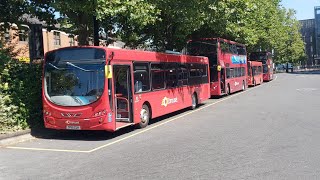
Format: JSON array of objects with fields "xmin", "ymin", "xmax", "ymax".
[
  {"xmin": 42, "ymin": 47, "xmax": 210, "ymax": 132},
  {"xmin": 247, "ymin": 61, "xmax": 263, "ymax": 86},
  {"xmin": 185, "ymin": 38, "xmax": 247, "ymax": 96}
]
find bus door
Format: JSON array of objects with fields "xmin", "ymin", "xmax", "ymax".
[
  {"xmin": 113, "ymin": 65, "xmax": 133, "ymax": 123},
  {"xmin": 251, "ymin": 67, "xmax": 256, "ymax": 85},
  {"xmin": 247, "ymin": 64, "xmax": 251, "ymax": 84},
  {"xmin": 220, "ymin": 68, "xmax": 226, "ymax": 93}
]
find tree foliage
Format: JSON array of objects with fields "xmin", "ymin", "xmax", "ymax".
[
  {"xmin": 0, "ymin": 44, "xmax": 43, "ymax": 133},
  {"xmin": 50, "ymin": 0, "xmax": 160, "ymax": 45},
  {"xmin": 0, "ymin": 0, "xmax": 56, "ymax": 31},
  {"xmin": 0, "ymin": 0, "xmax": 306, "ymax": 62}
]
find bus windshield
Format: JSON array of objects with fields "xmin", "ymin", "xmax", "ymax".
[
  {"xmin": 186, "ymin": 40, "xmax": 217, "ymax": 66},
  {"xmin": 249, "ymin": 52, "xmax": 267, "ymax": 63},
  {"xmin": 44, "ymin": 48, "xmax": 106, "ymax": 106},
  {"xmin": 263, "ymin": 64, "xmax": 268, "ymax": 73}
]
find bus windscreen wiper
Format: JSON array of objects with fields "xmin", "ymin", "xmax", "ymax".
[
  {"xmin": 48, "ymin": 63, "xmax": 66, "ymax": 70},
  {"xmin": 60, "ymin": 59, "xmax": 105, "ymax": 64},
  {"xmin": 66, "ymin": 62, "xmax": 96, "ymax": 72}
]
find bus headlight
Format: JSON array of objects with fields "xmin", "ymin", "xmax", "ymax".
[
  {"xmin": 94, "ymin": 109, "xmax": 107, "ymax": 117},
  {"xmin": 43, "ymin": 110, "xmax": 51, "ymax": 116}
]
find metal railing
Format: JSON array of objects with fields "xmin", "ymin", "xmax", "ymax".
[{"xmin": 275, "ymin": 65, "xmax": 320, "ymax": 73}]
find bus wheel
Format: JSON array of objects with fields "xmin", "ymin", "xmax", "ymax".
[
  {"xmin": 191, "ymin": 93, "xmax": 198, "ymax": 110},
  {"xmin": 137, "ymin": 104, "xmax": 150, "ymax": 129},
  {"xmin": 242, "ymin": 81, "xmax": 245, "ymax": 91}
]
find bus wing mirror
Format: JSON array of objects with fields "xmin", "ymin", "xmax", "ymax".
[
  {"xmin": 105, "ymin": 65, "xmax": 113, "ymax": 78},
  {"xmin": 217, "ymin": 65, "xmax": 221, "ymax": 71}
]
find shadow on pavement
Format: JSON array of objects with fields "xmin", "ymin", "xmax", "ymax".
[
  {"xmin": 30, "ymin": 104, "xmax": 204, "ymax": 142},
  {"xmin": 210, "ymin": 87, "xmax": 251, "ymax": 100}
]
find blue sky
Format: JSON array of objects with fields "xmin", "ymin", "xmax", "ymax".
[{"xmin": 281, "ymin": 0, "xmax": 319, "ymax": 20}]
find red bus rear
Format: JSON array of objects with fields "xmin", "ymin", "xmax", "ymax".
[
  {"xmin": 249, "ymin": 52, "xmax": 274, "ymax": 81},
  {"xmin": 42, "ymin": 47, "xmax": 210, "ymax": 132},
  {"xmin": 247, "ymin": 61, "xmax": 263, "ymax": 86},
  {"xmin": 186, "ymin": 38, "xmax": 247, "ymax": 96}
]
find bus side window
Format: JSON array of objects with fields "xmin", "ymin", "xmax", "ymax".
[
  {"xmin": 226, "ymin": 68, "xmax": 230, "ymax": 79},
  {"xmin": 177, "ymin": 64, "xmax": 188, "ymax": 86},
  {"xmin": 134, "ymin": 63, "xmax": 150, "ymax": 93},
  {"xmin": 151, "ymin": 63, "xmax": 165, "ymax": 90},
  {"xmin": 165, "ymin": 63, "xmax": 177, "ymax": 88},
  {"xmin": 229, "ymin": 68, "xmax": 234, "ymax": 78}
]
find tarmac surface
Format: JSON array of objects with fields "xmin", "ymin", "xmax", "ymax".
[{"xmin": 1, "ymin": 71, "xmax": 320, "ymax": 179}]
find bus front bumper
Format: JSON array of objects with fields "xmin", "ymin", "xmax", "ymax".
[{"xmin": 44, "ymin": 115, "xmax": 115, "ymax": 131}]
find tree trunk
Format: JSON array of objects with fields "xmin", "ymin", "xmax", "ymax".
[
  {"xmin": 77, "ymin": 14, "xmax": 90, "ymax": 46},
  {"xmin": 93, "ymin": 16, "xmax": 99, "ymax": 46}
]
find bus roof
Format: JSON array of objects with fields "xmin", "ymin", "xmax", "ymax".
[{"xmin": 45, "ymin": 46, "xmax": 209, "ymax": 64}]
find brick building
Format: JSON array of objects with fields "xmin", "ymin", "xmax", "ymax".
[
  {"xmin": 1, "ymin": 23, "xmax": 79, "ymax": 62},
  {"xmin": 1, "ymin": 20, "xmax": 124, "ymax": 62}
]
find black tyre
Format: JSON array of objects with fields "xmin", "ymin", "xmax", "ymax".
[{"xmin": 137, "ymin": 104, "xmax": 150, "ymax": 129}]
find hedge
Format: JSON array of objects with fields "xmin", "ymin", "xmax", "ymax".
[{"xmin": 0, "ymin": 50, "xmax": 43, "ymax": 134}]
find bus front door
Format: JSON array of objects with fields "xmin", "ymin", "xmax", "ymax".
[
  {"xmin": 113, "ymin": 65, "xmax": 133, "ymax": 125},
  {"xmin": 252, "ymin": 67, "xmax": 256, "ymax": 86},
  {"xmin": 220, "ymin": 68, "xmax": 226, "ymax": 94}
]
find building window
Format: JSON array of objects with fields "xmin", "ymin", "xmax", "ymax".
[
  {"xmin": 69, "ymin": 36, "xmax": 75, "ymax": 46},
  {"xmin": 18, "ymin": 29, "xmax": 28, "ymax": 42},
  {"xmin": 310, "ymin": 36, "xmax": 313, "ymax": 43},
  {"xmin": 53, "ymin": 31, "xmax": 61, "ymax": 46}
]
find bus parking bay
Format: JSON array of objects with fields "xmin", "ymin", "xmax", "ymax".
[{"xmin": 3, "ymin": 79, "xmax": 271, "ymax": 154}]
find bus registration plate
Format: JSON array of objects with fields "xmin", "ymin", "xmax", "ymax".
[{"xmin": 66, "ymin": 125, "xmax": 81, "ymax": 130}]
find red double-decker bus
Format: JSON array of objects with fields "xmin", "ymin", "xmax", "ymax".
[
  {"xmin": 249, "ymin": 52, "xmax": 273, "ymax": 81},
  {"xmin": 185, "ymin": 38, "xmax": 247, "ymax": 96},
  {"xmin": 42, "ymin": 47, "xmax": 210, "ymax": 131},
  {"xmin": 247, "ymin": 61, "xmax": 263, "ymax": 86}
]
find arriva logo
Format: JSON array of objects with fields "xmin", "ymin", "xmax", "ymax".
[{"xmin": 161, "ymin": 97, "xmax": 178, "ymax": 107}]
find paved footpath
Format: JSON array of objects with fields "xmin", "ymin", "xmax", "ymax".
[{"xmin": 1, "ymin": 71, "xmax": 320, "ymax": 180}]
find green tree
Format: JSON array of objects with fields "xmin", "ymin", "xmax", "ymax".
[
  {"xmin": 51, "ymin": 0, "xmax": 159, "ymax": 45},
  {"xmin": 0, "ymin": 0, "xmax": 56, "ymax": 32},
  {"xmin": 190, "ymin": 0, "xmax": 305, "ymax": 64},
  {"xmin": 110, "ymin": 0, "xmax": 217, "ymax": 51},
  {"xmin": 0, "ymin": 0, "xmax": 28, "ymax": 31}
]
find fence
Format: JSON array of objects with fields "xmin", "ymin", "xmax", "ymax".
[{"xmin": 275, "ymin": 65, "xmax": 320, "ymax": 73}]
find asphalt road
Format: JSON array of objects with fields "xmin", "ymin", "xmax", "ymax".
[{"xmin": 1, "ymin": 71, "xmax": 320, "ymax": 180}]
